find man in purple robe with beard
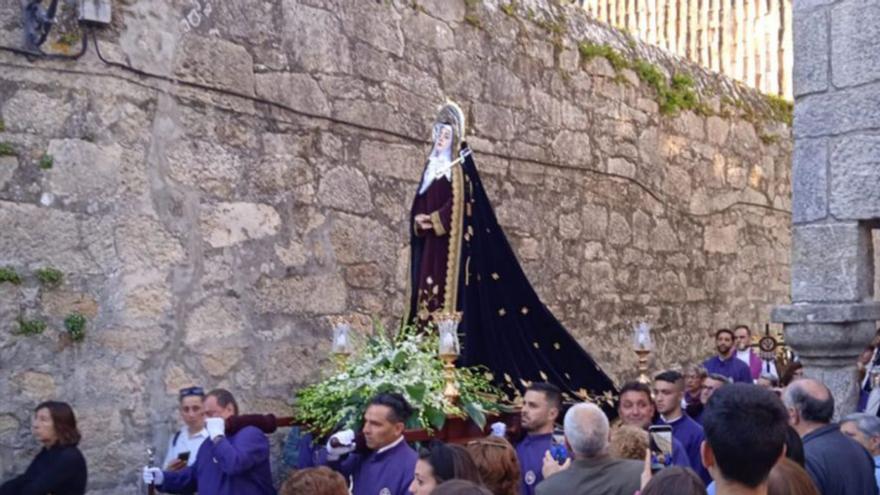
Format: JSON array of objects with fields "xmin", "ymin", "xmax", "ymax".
[
  {"xmin": 322, "ymin": 393, "xmax": 418, "ymax": 495},
  {"xmin": 515, "ymin": 383, "xmax": 565, "ymax": 495}
]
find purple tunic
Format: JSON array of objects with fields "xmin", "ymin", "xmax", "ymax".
[
  {"xmin": 669, "ymin": 437, "xmax": 692, "ymax": 469},
  {"xmin": 516, "ymin": 433, "xmax": 559, "ymax": 495},
  {"xmin": 159, "ymin": 426, "xmax": 275, "ymax": 495},
  {"xmin": 657, "ymin": 414, "xmax": 710, "ymax": 484},
  {"xmin": 326, "ymin": 438, "xmax": 417, "ymax": 495},
  {"xmin": 702, "ymin": 355, "xmax": 752, "ymax": 384}
]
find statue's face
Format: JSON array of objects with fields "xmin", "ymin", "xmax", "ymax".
[{"xmin": 434, "ymin": 126, "xmax": 452, "ymax": 153}]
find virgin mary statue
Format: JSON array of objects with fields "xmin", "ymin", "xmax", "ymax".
[{"xmin": 406, "ymin": 101, "xmax": 617, "ymax": 405}]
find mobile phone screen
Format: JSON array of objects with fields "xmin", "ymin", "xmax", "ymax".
[
  {"xmin": 177, "ymin": 451, "xmax": 191, "ymax": 462},
  {"xmin": 648, "ymin": 426, "xmax": 673, "ymax": 462}
]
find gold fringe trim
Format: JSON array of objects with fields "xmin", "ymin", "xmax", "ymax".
[{"xmin": 443, "ymin": 166, "xmax": 465, "ymax": 313}]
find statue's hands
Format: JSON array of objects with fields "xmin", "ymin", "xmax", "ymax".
[{"xmin": 414, "ymin": 214, "xmax": 433, "ymax": 230}]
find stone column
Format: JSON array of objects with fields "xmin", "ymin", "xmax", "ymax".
[{"xmin": 772, "ymin": 0, "xmax": 880, "ymax": 416}]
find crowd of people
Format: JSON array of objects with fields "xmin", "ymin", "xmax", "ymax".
[{"xmin": 3, "ymin": 325, "xmax": 880, "ymax": 495}]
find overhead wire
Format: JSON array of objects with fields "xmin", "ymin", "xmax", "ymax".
[{"xmin": 0, "ymin": 28, "xmax": 792, "ymax": 221}]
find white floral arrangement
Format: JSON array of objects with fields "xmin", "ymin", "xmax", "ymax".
[{"xmin": 293, "ymin": 322, "xmax": 506, "ymax": 436}]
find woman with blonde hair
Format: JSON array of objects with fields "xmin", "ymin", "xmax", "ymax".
[{"xmin": 610, "ymin": 424, "xmax": 649, "ymax": 461}]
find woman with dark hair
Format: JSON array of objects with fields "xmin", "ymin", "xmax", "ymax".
[
  {"xmin": 0, "ymin": 401, "xmax": 87, "ymax": 495},
  {"xmin": 783, "ymin": 425, "xmax": 805, "ymax": 467},
  {"xmin": 640, "ymin": 466, "xmax": 706, "ymax": 495},
  {"xmin": 409, "ymin": 442, "xmax": 483, "ymax": 494},
  {"xmin": 780, "ymin": 361, "xmax": 804, "ymax": 387}
]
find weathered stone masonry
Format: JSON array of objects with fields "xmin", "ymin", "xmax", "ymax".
[{"xmin": 1, "ymin": 0, "xmax": 792, "ymax": 491}]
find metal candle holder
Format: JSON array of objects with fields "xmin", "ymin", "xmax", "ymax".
[
  {"xmin": 330, "ymin": 317, "xmax": 354, "ymax": 368},
  {"xmin": 436, "ymin": 312, "xmax": 462, "ymax": 404},
  {"xmin": 632, "ymin": 321, "xmax": 653, "ymax": 384}
]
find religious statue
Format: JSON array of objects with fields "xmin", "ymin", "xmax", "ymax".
[{"xmin": 405, "ymin": 101, "xmax": 617, "ymax": 407}]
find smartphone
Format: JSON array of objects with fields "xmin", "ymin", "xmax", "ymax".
[
  {"xmin": 177, "ymin": 451, "xmax": 191, "ymax": 462},
  {"xmin": 648, "ymin": 425, "xmax": 673, "ymax": 469},
  {"xmin": 550, "ymin": 428, "xmax": 568, "ymax": 463}
]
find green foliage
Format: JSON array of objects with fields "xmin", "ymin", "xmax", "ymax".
[
  {"xmin": 294, "ymin": 323, "xmax": 506, "ymax": 436},
  {"xmin": 16, "ymin": 318, "xmax": 46, "ymax": 336},
  {"xmin": 500, "ymin": 2, "xmax": 517, "ymax": 16},
  {"xmin": 35, "ymin": 267, "xmax": 63, "ymax": 287},
  {"xmin": 634, "ymin": 59, "xmax": 663, "ymax": 88},
  {"xmin": 660, "ymin": 72, "xmax": 699, "ymax": 115},
  {"xmin": 536, "ymin": 17, "xmax": 566, "ymax": 37},
  {"xmin": 632, "ymin": 60, "xmax": 699, "ymax": 115},
  {"xmin": 0, "ymin": 266, "xmax": 21, "ymax": 285},
  {"xmin": 578, "ymin": 42, "xmax": 628, "ymax": 71},
  {"xmin": 39, "ymin": 153, "xmax": 54, "ymax": 170},
  {"xmin": 0, "ymin": 142, "xmax": 15, "ymax": 156},
  {"xmin": 0, "ymin": 118, "xmax": 5, "ymax": 132},
  {"xmin": 764, "ymin": 93, "xmax": 793, "ymax": 126},
  {"xmin": 64, "ymin": 313, "xmax": 86, "ymax": 342}
]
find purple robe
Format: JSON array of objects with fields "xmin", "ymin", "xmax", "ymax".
[
  {"xmin": 160, "ymin": 425, "xmax": 275, "ymax": 495},
  {"xmin": 516, "ymin": 433, "xmax": 564, "ymax": 495},
  {"xmin": 411, "ymin": 175, "xmax": 453, "ymax": 314},
  {"xmin": 325, "ymin": 438, "xmax": 417, "ymax": 495},
  {"xmin": 657, "ymin": 414, "xmax": 710, "ymax": 484},
  {"xmin": 702, "ymin": 355, "xmax": 752, "ymax": 383},
  {"xmin": 669, "ymin": 437, "xmax": 692, "ymax": 469}
]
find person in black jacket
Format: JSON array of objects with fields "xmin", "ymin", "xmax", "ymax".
[
  {"xmin": 784, "ymin": 379, "xmax": 878, "ymax": 495},
  {"xmin": 0, "ymin": 401, "xmax": 87, "ymax": 495}
]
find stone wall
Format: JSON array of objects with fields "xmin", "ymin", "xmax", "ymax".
[{"xmin": 0, "ymin": 0, "xmax": 791, "ymax": 491}]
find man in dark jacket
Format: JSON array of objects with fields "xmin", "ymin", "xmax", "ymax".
[
  {"xmin": 537, "ymin": 403, "xmax": 641, "ymax": 495},
  {"xmin": 784, "ymin": 379, "xmax": 878, "ymax": 495}
]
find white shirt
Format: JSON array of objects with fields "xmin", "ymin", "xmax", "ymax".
[
  {"xmin": 376, "ymin": 435, "xmax": 405, "ymax": 455},
  {"xmin": 162, "ymin": 426, "xmax": 209, "ymax": 468},
  {"xmin": 735, "ymin": 349, "xmax": 751, "ymax": 366}
]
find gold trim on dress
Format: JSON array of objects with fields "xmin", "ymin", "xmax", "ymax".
[
  {"xmin": 442, "ymin": 165, "xmax": 465, "ymax": 313},
  {"xmin": 430, "ymin": 210, "xmax": 447, "ymax": 236}
]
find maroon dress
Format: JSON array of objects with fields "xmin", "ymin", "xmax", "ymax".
[{"xmin": 411, "ymin": 175, "xmax": 453, "ymax": 316}]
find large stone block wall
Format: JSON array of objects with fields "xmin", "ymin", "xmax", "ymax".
[
  {"xmin": 772, "ymin": 0, "xmax": 880, "ymax": 415},
  {"xmin": 0, "ymin": 0, "xmax": 792, "ymax": 491}
]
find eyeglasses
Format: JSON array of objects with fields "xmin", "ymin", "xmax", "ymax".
[{"xmin": 179, "ymin": 386, "xmax": 205, "ymax": 399}]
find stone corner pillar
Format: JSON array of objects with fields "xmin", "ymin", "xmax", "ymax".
[
  {"xmin": 774, "ymin": 0, "xmax": 880, "ymax": 417},
  {"xmin": 772, "ymin": 303, "xmax": 880, "ymax": 416}
]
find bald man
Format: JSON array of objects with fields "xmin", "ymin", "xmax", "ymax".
[
  {"xmin": 537, "ymin": 403, "xmax": 641, "ymax": 495},
  {"xmin": 783, "ymin": 379, "xmax": 877, "ymax": 495}
]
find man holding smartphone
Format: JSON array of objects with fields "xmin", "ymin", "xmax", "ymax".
[
  {"xmin": 162, "ymin": 386, "xmax": 208, "ymax": 470},
  {"xmin": 616, "ymin": 381, "xmax": 690, "ymax": 469}
]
